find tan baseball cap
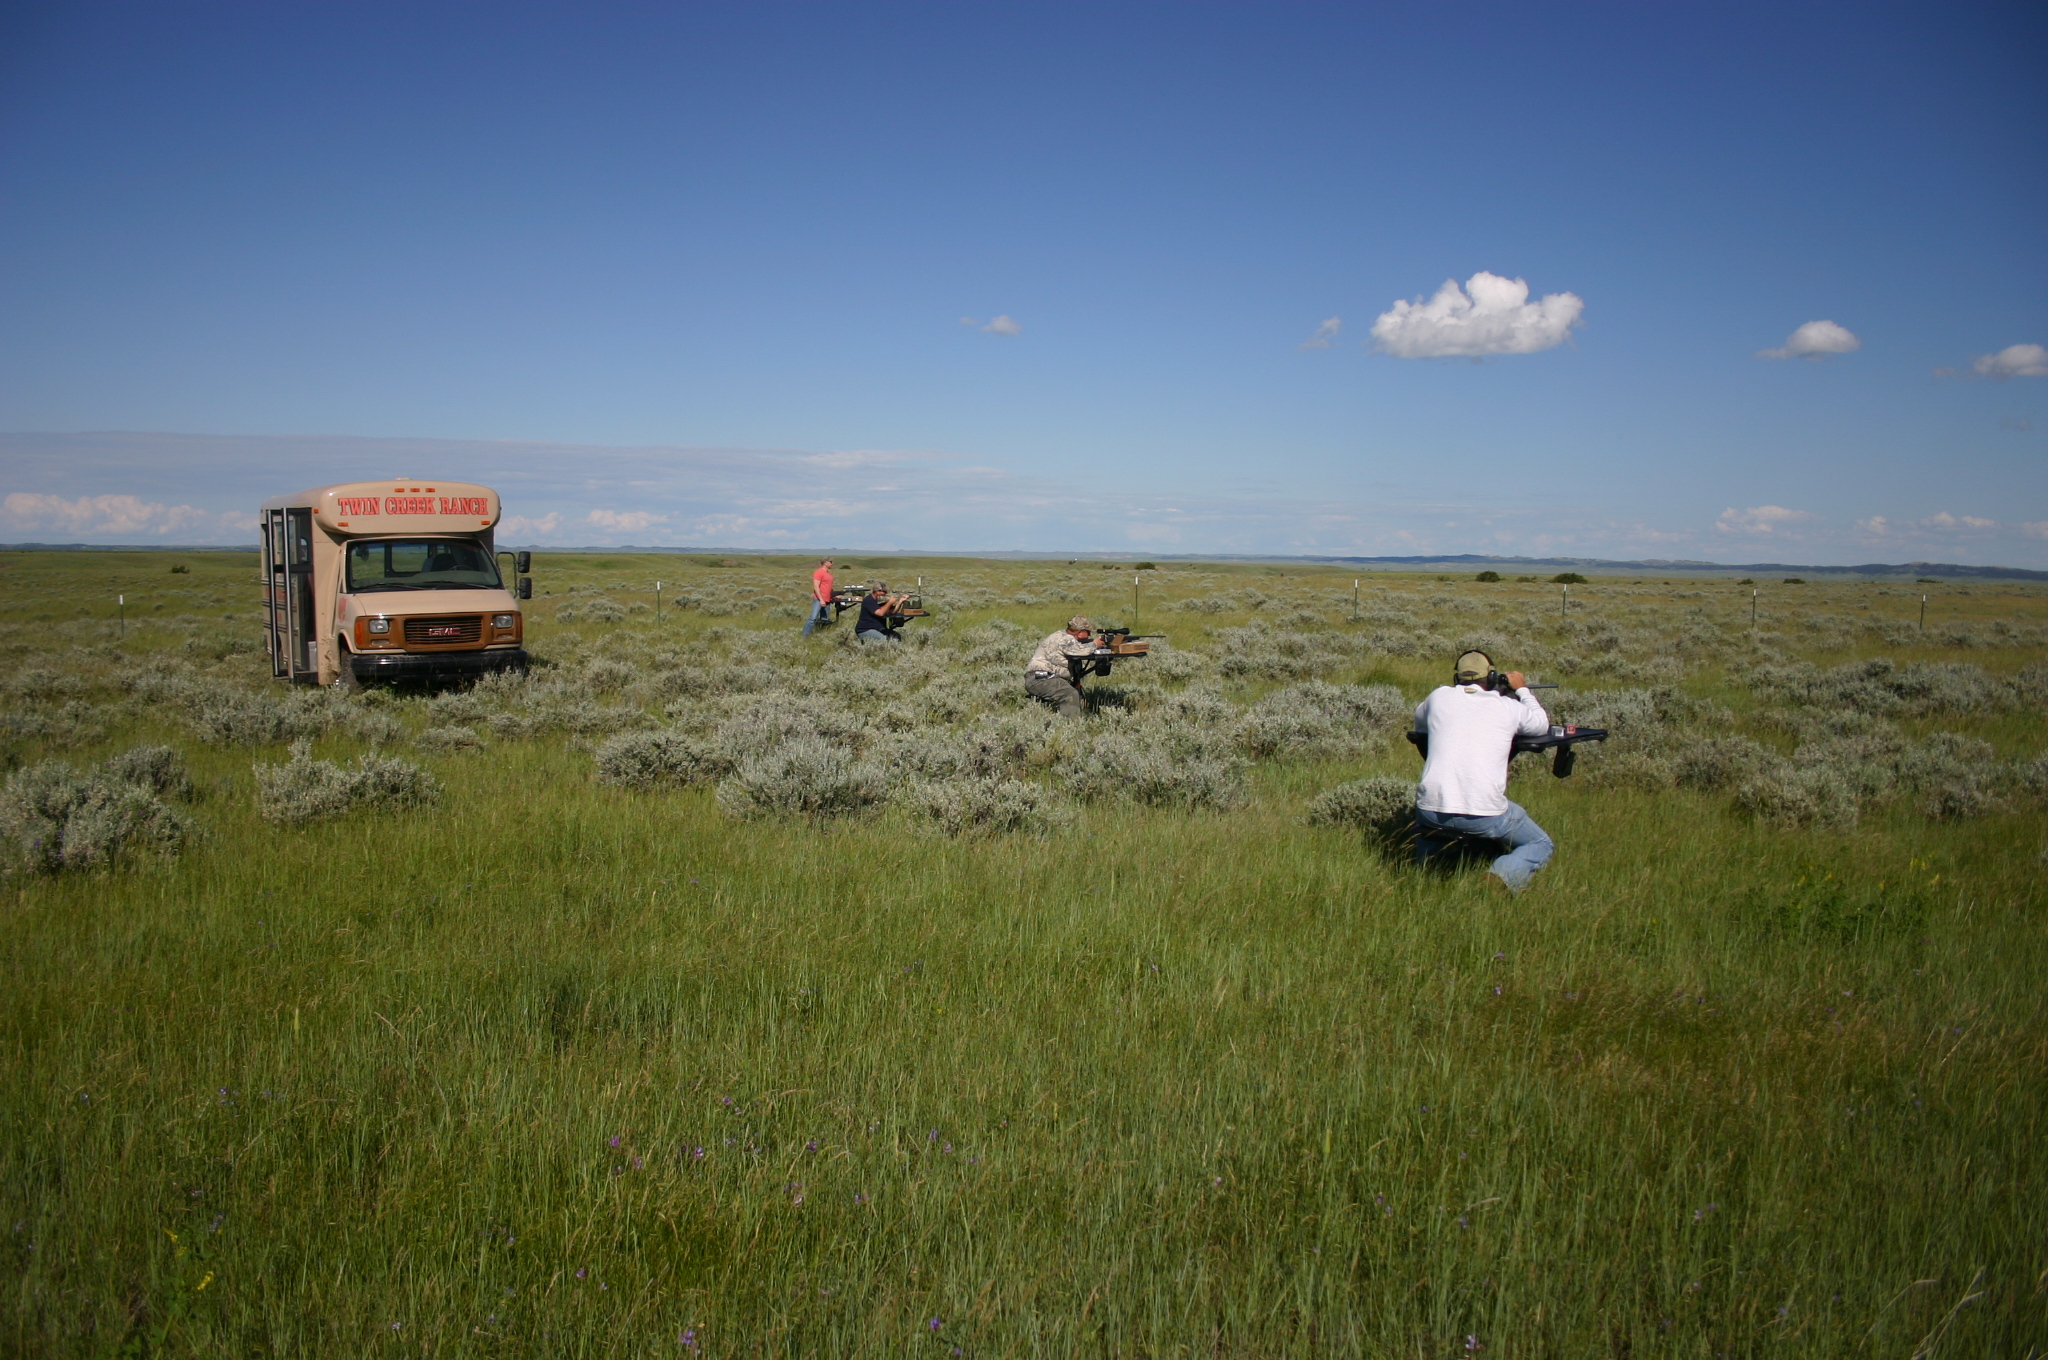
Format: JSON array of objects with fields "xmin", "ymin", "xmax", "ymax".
[
  {"xmin": 1069, "ymin": 615, "xmax": 1095, "ymax": 631},
  {"xmin": 1455, "ymin": 650, "xmax": 1492, "ymax": 682}
]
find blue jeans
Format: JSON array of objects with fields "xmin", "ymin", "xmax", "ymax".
[
  {"xmin": 802, "ymin": 600, "xmax": 832, "ymax": 636},
  {"xmin": 1414, "ymin": 802, "xmax": 1553, "ymax": 892},
  {"xmin": 857, "ymin": 628, "xmax": 897, "ymax": 645}
]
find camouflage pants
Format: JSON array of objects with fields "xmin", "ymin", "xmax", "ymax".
[{"xmin": 1025, "ymin": 673, "xmax": 1086, "ymax": 719}]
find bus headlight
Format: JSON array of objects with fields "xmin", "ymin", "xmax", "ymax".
[
  {"xmin": 367, "ymin": 617, "xmax": 390, "ymax": 635},
  {"xmin": 492, "ymin": 614, "xmax": 517, "ymax": 628}
]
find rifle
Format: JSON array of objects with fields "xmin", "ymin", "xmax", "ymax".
[
  {"xmin": 827, "ymin": 588, "xmax": 928, "ymax": 624},
  {"xmin": 1405, "ymin": 725, "xmax": 1607, "ymax": 778},
  {"xmin": 1065, "ymin": 626, "xmax": 1165, "ymax": 680},
  {"xmin": 1479, "ymin": 670, "xmax": 1557, "ymax": 696},
  {"xmin": 1090, "ymin": 625, "xmax": 1163, "ymax": 656}
]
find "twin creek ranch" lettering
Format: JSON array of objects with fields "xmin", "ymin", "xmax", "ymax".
[{"xmin": 334, "ymin": 496, "xmax": 491, "ymax": 517}]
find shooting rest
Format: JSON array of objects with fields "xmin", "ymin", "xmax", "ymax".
[
  {"xmin": 1405, "ymin": 727, "xmax": 1609, "ymax": 778},
  {"xmin": 826, "ymin": 588, "xmax": 926, "ymax": 624}
]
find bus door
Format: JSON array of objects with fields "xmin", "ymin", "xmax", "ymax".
[{"xmin": 263, "ymin": 508, "xmax": 317, "ymax": 680}]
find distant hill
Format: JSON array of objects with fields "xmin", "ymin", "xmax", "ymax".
[
  {"xmin": 1289, "ymin": 554, "xmax": 2048, "ymax": 582},
  {"xmin": 5, "ymin": 542, "xmax": 2043, "ymax": 582}
]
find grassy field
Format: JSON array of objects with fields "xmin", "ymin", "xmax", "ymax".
[{"xmin": 2, "ymin": 548, "xmax": 2044, "ymax": 1357}]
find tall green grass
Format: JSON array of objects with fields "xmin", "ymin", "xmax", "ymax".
[{"xmin": 2, "ymin": 551, "xmax": 2044, "ymax": 1356}]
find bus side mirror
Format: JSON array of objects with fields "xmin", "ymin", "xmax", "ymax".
[
  {"xmin": 518, "ymin": 577, "xmax": 533, "ymax": 600},
  {"xmin": 515, "ymin": 551, "xmax": 531, "ymax": 574}
]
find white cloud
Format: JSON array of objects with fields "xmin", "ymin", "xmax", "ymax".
[
  {"xmin": 1859, "ymin": 510, "xmax": 2009, "ymax": 539},
  {"xmin": 0, "ymin": 492, "xmax": 248, "ymax": 539},
  {"xmin": 1973, "ymin": 343, "xmax": 2048, "ymax": 379},
  {"xmin": 8, "ymin": 430, "xmax": 2048, "ymax": 566},
  {"xmin": 584, "ymin": 508, "xmax": 669, "ymax": 534},
  {"xmin": 1370, "ymin": 272, "xmax": 1583, "ymax": 359},
  {"xmin": 981, "ymin": 315, "xmax": 1021, "ymax": 336},
  {"xmin": 1757, "ymin": 320, "xmax": 1860, "ymax": 361},
  {"xmin": 497, "ymin": 511, "xmax": 561, "ymax": 539},
  {"xmin": 1297, "ymin": 316, "xmax": 1341, "ymax": 351},
  {"xmin": 1714, "ymin": 505, "xmax": 1816, "ymax": 535},
  {"xmin": 957, "ymin": 316, "xmax": 979, "ymax": 327},
  {"xmin": 1920, "ymin": 510, "xmax": 1997, "ymax": 531}
]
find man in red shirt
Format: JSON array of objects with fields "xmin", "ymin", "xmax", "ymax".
[{"xmin": 802, "ymin": 558, "xmax": 835, "ymax": 636}]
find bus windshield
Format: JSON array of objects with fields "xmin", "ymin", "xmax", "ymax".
[{"xmin": 345, "ymin": 539, "xmax": 502, "ymax": 593}]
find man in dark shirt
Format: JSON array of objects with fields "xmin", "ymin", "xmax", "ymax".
[{"xmin": 855, "ymin": 583, "xmax": 911, "ymax": 643}]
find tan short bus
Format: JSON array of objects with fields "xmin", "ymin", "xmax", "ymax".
[{"xmin": 260, "ymin": 480, "xmax": 532, "ymax": 686}]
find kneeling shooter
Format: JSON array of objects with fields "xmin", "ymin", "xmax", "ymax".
[
  {"xmin": 1024, "ymin": 616, "xmax": 1101, "ymax": 718},
  {"xmin": 1411, "ymin": 650, "xmax": 1555, "ymax": 893},
  {"xmin": 856, "ymin": 583, "xmax": 913, "ymax": 643}
]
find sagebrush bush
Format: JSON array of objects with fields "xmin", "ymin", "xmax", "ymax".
[
  {"xmin": 3, "ymin": 667, "xmax": 88, "ymax": 701},
  {"xmin": 580, "ymin": 657, "xmax": 640, "ymax": 693},
  {"xmin": 0, "ymin": 700, "xmax": 110, "ymax": 749},
  {"xmin": 593, "ymin": 729, "xmax": 728, "ymax": 788},
  {"xmin": 126, "ymin": 669, "xmax": 402, "ymax": 745},
  {"xmin": 254, "ymin": 741, "xmax": 442, "ymax": 825},
  {"xmin": 1892, "ymin": 732, "xmax": 2005, "ymax": 820},
  {"xmin": 1668, "ymin": 733, "xmax": 1780, "ymax": 792},
  {"xmin": 487, "ymin": 690, "xmax": 649, "ymax": 739},
  {"xmin": 415, "ymin": 725, "xmax": 486, "ymax": 754},
  {"xmin": 1233, "ymin": 681, "xmax": 1408, "ymax": 759},
  {"xmin": 1737, "ymin": 763, "xmax": 1861, "ymax": 831},
  {"xmin": 1060, "ymin": 727, "xmax": 1246, "ymax": 810},
  {"xmin": 902, "ymin": 775, "xmax": 1073, "ymax": 837},
  {"xmin": 2015, "ymin": 750, "xmax": 2048, "ymax": 798},
  {"xmin": 0, "ymin": 749, "xmax": 194, "ymax": 876},
  {"xmin": 1304, "ymin": 775, "xmax": 1416, "ymax": 847},
  {"xmin": 100, "ymin": 744, "xmax": 196, "ymax": 800},
  {"xmin": 187, "ymin": 689, "xmax": 326, "ymax": 744},
  {"xmin": 715, "ymin": 736, "xmax": 888, "ymax": 820},
  {"xmin": 1745, "ymin": 658, "xmax": 2015, "ymax": 717}
]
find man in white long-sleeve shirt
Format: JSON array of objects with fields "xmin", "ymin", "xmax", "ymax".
[{"xmin": 1411, "ymin": 650, "xmax": 1555, "ymax": 892}]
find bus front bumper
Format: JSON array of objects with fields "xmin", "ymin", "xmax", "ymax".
[{"xmin": 348, "ymin": 648, "xmax": 529, "ymax": 683}]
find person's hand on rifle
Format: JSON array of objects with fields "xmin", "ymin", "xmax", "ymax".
[{"xmin": 1505, "ymin": 670, "xmax": 1526, "ymax": 690}]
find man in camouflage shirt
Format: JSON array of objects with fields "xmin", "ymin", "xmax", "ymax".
[{"xmin": 1024, "ymin": 615, "xmax": 1102, "ymax": 719}]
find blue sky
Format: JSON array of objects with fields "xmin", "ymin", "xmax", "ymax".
[{"xmin": 2, "ymin": 2, "xmax": 2044, "ymax": 563}]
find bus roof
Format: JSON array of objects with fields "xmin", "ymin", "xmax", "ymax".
[{"xmin": 261, "ymin": 481, "xmax": 501, "ymax": 537}]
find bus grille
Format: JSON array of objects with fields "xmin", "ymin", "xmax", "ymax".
[{"xmin": 404, "ymin": 614, "xmax": 484, "ymax": 646}]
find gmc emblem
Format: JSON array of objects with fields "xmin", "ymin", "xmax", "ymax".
[{"xmin": 426, "ymin": 626, "xmax": 462, "ymax": 637}]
